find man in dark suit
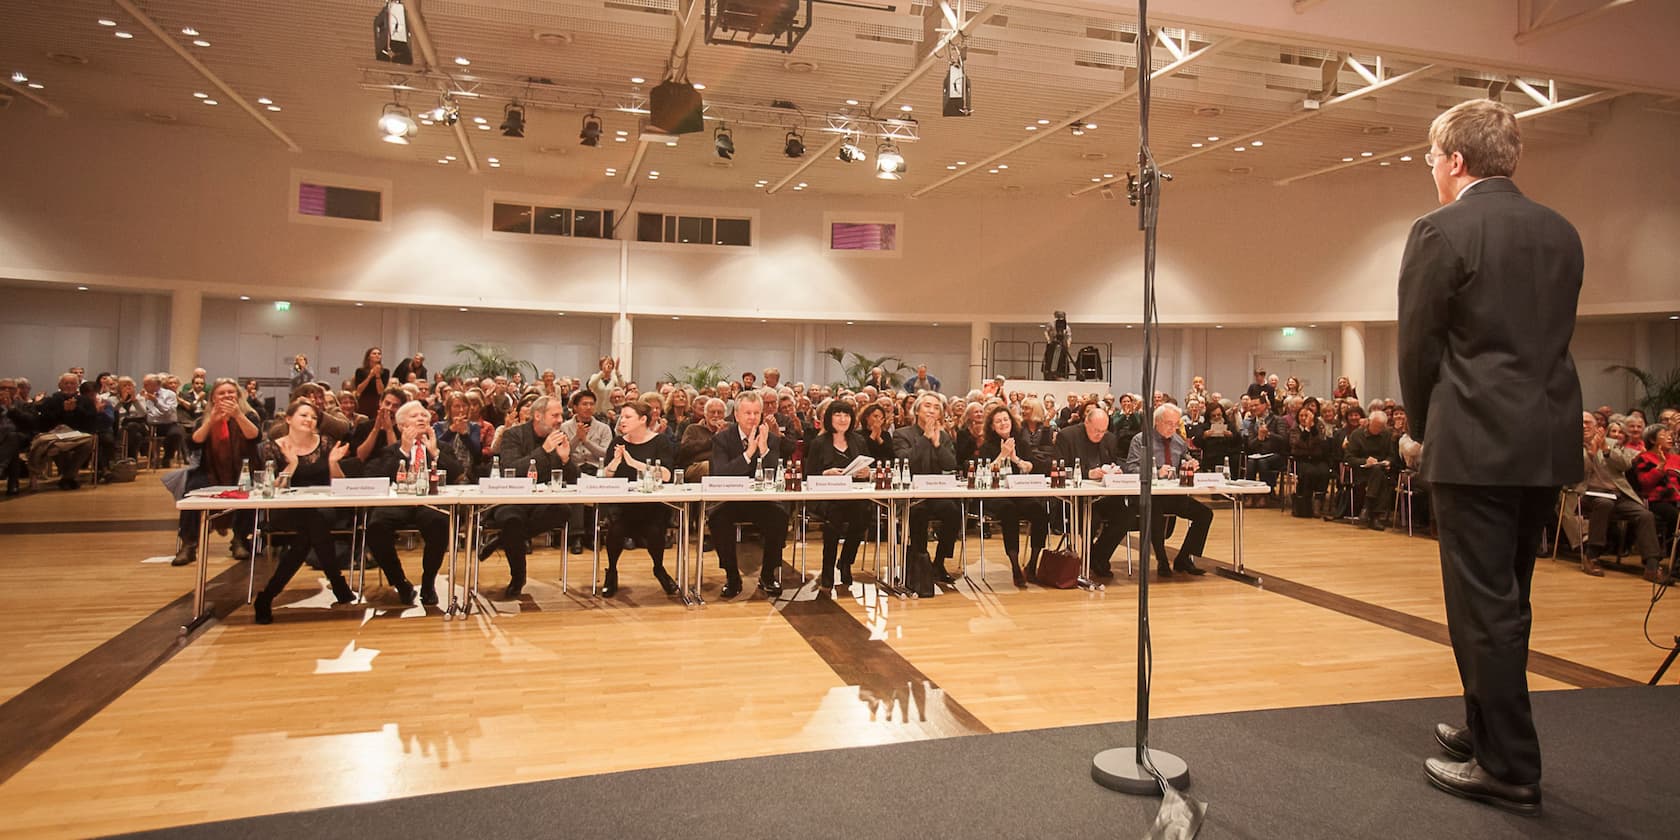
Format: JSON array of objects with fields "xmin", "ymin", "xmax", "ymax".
[
  {"xmin": 708, "ymin": 391, "xmax": 788, "ymax": 598},
  {"xmin": 1125, "ymin": 404, "xmax": 1210, "ymax": 578},
  {"xmin": 1399, "ymin": 98, "xmax": 1583, "ymax": 817},
  {"xmin": 485, "ymin": 396, "xmax": 577, "ymax": 598}
]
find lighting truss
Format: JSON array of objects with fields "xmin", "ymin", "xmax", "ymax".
[{"xmin": 704, "ymin": 0, "xmax": 813, "ymax": 54}]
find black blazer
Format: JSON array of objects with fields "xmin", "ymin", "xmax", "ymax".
[
  {"xmin": 496, "ymin": 421, "xmax": 579, "ymax": 483},
  {"xmin": 1398, "ymin": 178, "xmax": 1584, "ymax": 486},
  {"xmin": 805, "ymin": 431, "xmax": 866, "ymax": 476},
  {"xmin": 711, "ymin": 421, "xmax": 782, "ymax": 477},
  {"xmin": 892, "ymin": 425, "xmax": 956, "ymax": 475},
  {"xmin": 978, "ymin": 431, "xmax": 1043, "ymax": 474}
]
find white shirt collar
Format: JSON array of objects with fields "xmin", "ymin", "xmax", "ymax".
[{"xmin": 1456, "ymin": 176, "xmax": 1510, "ymax": 201}]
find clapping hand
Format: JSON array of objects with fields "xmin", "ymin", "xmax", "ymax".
[
  {"xmin": 277, "ymin": 437, "xmax": 300, "ymax": 466},
  {"xmin": 1000, "ymin": 438, "xmax": 1017, "ymax": 459},
  {"xmin": 328, "ymin": 441, "xmax": 349, "ymax": 463}
]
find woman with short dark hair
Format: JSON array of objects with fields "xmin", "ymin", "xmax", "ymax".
[
  {"xmin": 805, "ymin": 401, "xmax": 871, "ymax": 588},
  {"xmin": 600, "ymin": 403, "xmax": 678, "ymax": 598},
  {"xmin": 978, "ymin": 404, "xmax": 1049, "ymax": 587},
  {"xmin": 253, "ymin": 399, "xmax": 354, "ymax": 624}
]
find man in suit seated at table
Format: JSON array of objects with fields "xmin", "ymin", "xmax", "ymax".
[
  {"xmin": 1126, "ymin": 403, "xmax": 1210, "ymax": 578},
  {"xmin": 1054, "ymin": 405, "xmax": 1134, "ymax": 579},
  {"xmin": 364, "ymin": 401, "xmax": 471, "ymax": 607},
  {"xmin": 483, "ymin": 396, "xmax": 577, "ymax": 598},
  {"xmin": 708, "ymin": 390, "xmax": 789, "ymax": 599}
]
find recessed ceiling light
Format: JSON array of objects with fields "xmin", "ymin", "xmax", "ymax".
[
  {"xmin": 614, "ymin": 136, "xmax": 627, "ymax": 142},
  {"xmin": 487, "ymin": 157, "xmax": 498, "ymax": 163},
  {"xmin": 1191, "ymin": 142, "xmax": 1203, "ymax": 148},
  {"xmin": 931, "ymin": 323, "xmax": 939, "ymax": 327},
  {"xmin": 665, "ymin": 141, "xmax": 676, "ymax": 147},
  {"xmin": 489, "ymin": 162, "xmax": 500, "ymax": 168},
  {"xmin": 256, "ymin": 97, "xmax": 272, "ymax": 105},
  {"xmin": 1084, "ymin": 122, "xmax": 1098, "ymax": 130},
  {"xmin": 473, "ymin": 116, "xmax": 487, "ymax": 124},
  {"xmin": 98, "ymin": 19, "xmax": 116, "ymax": 26},
  {"xmin": 630, "ymin": 76, "xmax": 645, "ymax": 84},
  {"xmin": 1207, "ymin": 136, "xmax": 1220, "ymax": 141},
  {"xmin": 614, "ymin": 129, "xmax": 627, "ymax": 135},
  {"xmin": 1342, "ymin": 157, "xmax": 1355, "ymax": 162},
  {"xmin": 649, "ymin": 174, "xmax": 659, "ymax": 179},
  {"xmin": 1670, "ymin": 315, "xmax": 1679, "ymax": 320},
  {"xmin": 1309, "ymin": 324, "xmax": 1318, "ymax": 328},
  {"xmin": 454, "ymin": 56, "xmax": 471, "ymax": 65},
  {"xmin": 114, "ymin": 31, "xmax": 133, "ymax": 39},
  {"xmin": 459, "ymin": 307, "xmax": 469, "ymax": 312},
  {"xmin": 10, "ymin": 72, "xmax": 26, "ymax": 83},
  {"xmin": 988, "ymin": 169, "xmax": 999, "ymax": 174},
  {"xmin": 955, "ymin": 160, "xmax": 966, "ymax": 165},
  {"xmin": 797, "ymin": 182, "xmax": 808, "ymax": 187},
  {"xmin": 420, "ymin": 118, "xmax": 434, "ymax": 125},
  {"xmin": 692, "ymin": 83, "xmax": 705, "ymax": 90},
  {"xmin": 239, "ymin": 295, "xmax": 250, "ymax": 301},
  {"xmin": 1090, "ymin": 177, "xmax": 1102, "ymax": 182},
  {"xmin": 1037, "ymin": 119, "xmax": 1050, "ymax": 125},
  {"xmin": 899, "ymin": 104, "xmax": 912, "ymax": 112},
  {"xmin": 445, "ymin": 155, "xmax": 457, "ymax": 161},
  {"xmin": 76, "ymin": 285, "xmax": 89, "ymax": 291},
  {"xmin": 1360, "ymin": 151, "xmax": 1373, "ymax": 157},
  {"xmin": 1234, "ymin": 146, "xmax": 1246, "ymax": 152},
  {"xmin": 1250, "ymin": 140, "xmax": 1264, "ymax": 147},
  {"xmin": 1399, "ymin": 155, "xmax": 1414, "ymax": 162},
  {"xmin": 845, "ymin": 98, "xmax": 859, "ymax": 105},
  {"xmin": 477, "ymin": 124, "xmax": 490, "ymax": 130},
  {"xmin": 181, "ymin": 27, "xmax": 199, "ymax": 36},
  {"xmin": 266, "ymin": 105, "xmax": 281, "ymax": 111},
  {"xmin": 438, "ymin": 159, "xmax": 449, "ymax": 164},
  {"xmin": 649, "ymin": 170, "xmax": 659, "ymax": 176},
  {"xmin": 202, "ymin": 99, "xmax": 218, "ymax": 105},
  {"xmin": 606, "ymin": 169, "xmax": 617, "ymax": 174},
  {"xmin": 997, "ymin": 164, "xmax": 1008, "ymax": 170},
  {"xmin": 1025, "ymin": 125, "xmax": 1038, "ymax": 131},
  {"xmin": 1379, "ymin": 161, "xmax": 1391, "ymax": 166},
  {"xmin": 947, "ymin": 165, "xmax": 957, "ymax": 170},
  {"xmin": 557, "ymin": 312, "xmax": 566, "ymax": 316},
  {"xmin": 193, "ymin": 92, "xmax": 207, "ymax": 98},
  {"xmin": 671, "ymin": 316, "xmax": 680, "ymax": 320},
  {"xmin": 192, "ymin": 39, "xmax": 210, "ymax": 47},
  {"xmin": 1102, "ymin": 173, "xmax": 1114, "ymax": 178},
  {"xmin": 27, "ymin": 82, "xmax": 43, "ymax": 89},
  {"xmin": 1215, "ymin": 324, "xmax": 1224, "ymax": 329},
  {"xmin": 355, "ymin": 302, "xmax": 365, "ymax": 307}
]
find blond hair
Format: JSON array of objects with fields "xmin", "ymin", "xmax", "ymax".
[{"xmin": 1429, "ymin": 99, "xmax": 1521, "ymax": 178}]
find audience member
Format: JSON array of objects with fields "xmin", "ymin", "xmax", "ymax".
[
  {"xmin": 708, "ymin": 391, "xmax": 789, "ymax": 598},
  {"xmin": 979, "ymin": 404, "xmax": 1050, "ymax": 586},
  {"xmin": 1125, "ymin": 404, "xmax": 1210, "ymax": 577},
  {"xmin": 352, "ymin": 347, "xmax": 391, "ymax": 418},
  {"xmin": 804, "ymin": 401, "xmax": 872, "ymax": 588},
  {"xmin": 483, "ymin": 396, "xmax": 577, "ymax": 598},
  {"xmin": 600, "ymin": 402, "xmax": 678, "ymax": 597},
  {"xmin": 1576, "ymin": 411, "xmax": 1664, "ymax": 580}
]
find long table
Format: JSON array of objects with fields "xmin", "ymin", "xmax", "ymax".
[{"xmin": 175, "ymin": 480, "xmax": 1271, "ymax": 632}]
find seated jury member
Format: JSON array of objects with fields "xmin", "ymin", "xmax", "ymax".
[
  {"xmin": 253, "ymin": 399, "xmax": 354, "ymax": 625},
  {"xmin": 803, "ymin": 401, "xmax": 871, "ymax": 588},
  {"xmin": 484, "ymin": 396, "xmax": 577, "ymax": 598},
  {"xmin": 1054, "ymin": 406, "xmax": 1133, "ymax": 578},
  {"xmin": 894, "ymin": 393, "xmax": 961, "ymax": 583},
  {"xmin": 708, "ymin": 391, "xmax": 790, "ymax": 598},
  {"xmin": 364, "ymin": 401, "xmax": 468, "ymax": 607},
  {"xmin": 978, "ymin": 404, "xmax": 1050, "ymax": 587},
  {"xmin": 174, "ymin": 378, "xmax": 262, "ymax": 565},
  {"xmin": 1125, "ymin": 404, "xmax": 1210, "ymax": 577},
  {"xmin": 600, "ymin": 402, "xmax": 679, "ymax": 598}
]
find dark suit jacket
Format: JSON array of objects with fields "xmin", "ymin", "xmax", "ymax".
[
  {"xmin": 711, "ymin": 422, "xmax": 781, "ymax": 477},
  {"xmin": 892, "ymin": 426, "xmax": 956, "ymax": 475},
  {"xmin": 1397, "ymin": 178, "xmax": 1583, "ymax": 486},
  {"xmin": 496, "ymin": 421, "xmax": 579, "ymax": 483}
]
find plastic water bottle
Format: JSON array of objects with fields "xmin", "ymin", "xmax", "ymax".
[
  {"xmin": 491, "ymin": 455, "xmax": 501, "ymax": 478},
  {"xmin": 260, "ymin": 459, "xmax": 276, "ymax": 498},
  {"xmin": 238, "ymin": 459, "xmax": 252, "ymax": 491},
  {"xmin": 1073, "ymin": 458, "xmax": 1084, "ymax": 488}
]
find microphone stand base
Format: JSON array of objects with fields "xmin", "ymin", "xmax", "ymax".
[{"xmin": 1092, "ymin": 746, "xmax": 1190, "ymax": 794}]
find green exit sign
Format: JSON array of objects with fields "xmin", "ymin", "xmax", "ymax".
[{"xmin": 274, "ymin": 301, "xmax": 291, "ymax": 312}]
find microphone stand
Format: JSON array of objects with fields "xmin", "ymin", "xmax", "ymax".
[{"xmin": 1092, "ymin": 0, "xmax": 1193, "ymax": 801}]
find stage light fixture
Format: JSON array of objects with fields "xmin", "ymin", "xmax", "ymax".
[
  {"xmin": 374, "ymin": 1, "xmax": 413, "ymax": 65},
  {"xmin": 501, "ymin": 102, "xmax": 526, "ymax": 138},
  {"xmin": 875, "ymin": 141, "xmax": 905, "ymax": 180},
  {"xmin": 713, "ymin": 124, "xmax": 735, "ymax": 159},
  {"xmin": 431, "ymin": 97, "xmax": 459, "ymax": 126},
  {"xmin": 836, "ymin": 134, "xmax": 865, "ymax": 163},
  {"xmin": 783, "ymin": 128, "xmax": 805, "ymax": 158},
  {"xmin": 579, "ymin": 111, "xmax": 602, "ymax": 146},
  {"xmin": 378, "ymin": 102, "xmax": 416, "ymax": 144},
  {"xmin": 943, "ymin": 59, "xmax": 971, "ymax": 117}
]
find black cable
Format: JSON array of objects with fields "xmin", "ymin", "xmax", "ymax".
[
  {"xmin": 1643, "ymin": 573, "xmax": 1676, "ymax": 652},
  {"xmin": 609, "ymin": 182, "xmax": 642, "ymax": 239}
]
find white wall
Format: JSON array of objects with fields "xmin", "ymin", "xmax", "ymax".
[{"xmin": 0, "ymin": 285, "xmax": 170, "ymax": 386}]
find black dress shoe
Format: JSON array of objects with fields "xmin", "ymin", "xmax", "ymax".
[
  {"xmin": 758, "ymin": 576, "xmax": 784, "ymax": 597},
  {"xmin": 839, "ymin": 564, "xmax": 854, "ymax": 586},
  {"xmin": 229, "ymin": 540, "xmax": 252, "ymax": 561},
  {"xmin": 1156, "ymin": 564, "xmax": 1174, "ymax": 578},
  {"xmin": 933, "ymin": 564, "xmax": 957, "ymax": 585},
  {"xmin": 395, "ymin": 581, "xmax": 417, "ymax": 606},
  {"xmin": 653, "ymin": 566, "xmax": 678, "ymax": 595},
  {"xmin": 420, "ymin": 587, "xmax": 439, "ymax": 607},
  {"xmin": 568, "ymin": 541, "xmax": 584, "ymax": 555},
  {"xmin": 1175, "ymin": 561, "xmax": 1207, "ymax": 576},
  {"xmin": 477, "ymin": 538, "xmax": 500, "ymax": 562},
  {"xmin": 172, "ymin": 543, "xmax": 198, "ymax": 566},
  {"xmin": 720, "ymin": 577, "xmax": 743, "ymax": 599},
  {"xmin": 504, "ymin": 578, "xmax": 525, "ymax": 599},
  {"xmin": 1424, "ymin": 758, "xmax": 1540, "ymax": 815},
  {"xmin": 253, "ymin": 592, "xmax": 274, "ymax": 625},
  {"xmin": 330, "ymin": 578, "xmax": 357, "ymax": 605},
  {"xmin": 1435, "ymin": 723, "xmax": 1473, "ymax": 761},
  {"xmin": 600, "ymin": 568, "xmax": 619, "ymax": 598}
]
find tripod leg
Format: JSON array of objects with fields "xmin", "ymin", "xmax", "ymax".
[{"xmin": 1649, "ymin": 640, "xmax": 1680, "ymax": 686}]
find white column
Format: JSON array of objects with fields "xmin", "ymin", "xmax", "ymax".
[
  {"xmin": 1341, "ymin": 321, "xmax": 1367, "ymax": 398},
  {"xmin": 393, "ymin": 306, "xmax": 412, "ymax": 356},
  {"xmin": 970, "ymin": 319, "xmax": 991, "ymax": 390},
  {"xmin": 612, "ymin": 315, "xmax": 634, "ymax": 382},
  {"xmin": 168, "ymin": 288, "xmax": 202, "ymax": 376}
]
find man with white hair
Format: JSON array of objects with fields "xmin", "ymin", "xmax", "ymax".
[
  {"xmin": 1345, "ymin": 410, "xmax": 1400, "ymax": 530},
  {"xmin": 707, "ymin": 391, "xmax": 789, "ymax": 598},
  {"xmin": 363, "ymin": 401, "xmax": 466, "ymax": 606},
  {"xmin": 139, "ymin": 373, "xmax": 185, "ymax": 467},
  {"xmin": 1124, "ymin": 403, "xmax": 1210, "ymax": 577}
]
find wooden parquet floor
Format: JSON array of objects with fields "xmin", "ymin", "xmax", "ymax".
[{"xmin": 0, "ymin": 482, "xmax": 1670, "ymax": 838}]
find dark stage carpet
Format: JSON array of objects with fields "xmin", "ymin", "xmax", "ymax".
[{"xmin": 115, "ymin": 686, "xmax": 1679, "ymax": 839}]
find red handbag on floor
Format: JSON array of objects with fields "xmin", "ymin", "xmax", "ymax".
[{"xmin": 1035, "ymin": 535, "xmax": 1082, "ymax": 589}]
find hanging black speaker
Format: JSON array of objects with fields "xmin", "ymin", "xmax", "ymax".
[{"xmin": 649, "ymin": 80, "xmax": 705, "ymax": 134}]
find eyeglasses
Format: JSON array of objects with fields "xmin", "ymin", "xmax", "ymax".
[{"xmin": 1424, "ymin": 150, "xmax": 1453, "ymax": 167}]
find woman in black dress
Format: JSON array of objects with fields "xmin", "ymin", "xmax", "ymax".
[
  {"xmin": 804, "ymin": 401, "xmax": 871, "ymax": 588},
  {"xmin": 253, "ymin": 399, "xmax": 353, "ymax": 624},
  {"xmin": 858, "ymin": 403, "xmax": 896, "ymax": 465},
  {"xmin": 600, "ymin": 402, "xmax": 677, "ymax": 598},
  {"xmin": 1194, "ymin": 402, "xmax": 1242, "ymax": 478},
  {"xmin": 978, "ymin": 405, "xmax": 1050, "ymax": 587},
  {"xmin": 1288, "ymin": 403, "xmax": 1335, "ymax": 518},
  {"xmin": 352, "ymin": 347, "xmax": 390, "ymax": 419}
]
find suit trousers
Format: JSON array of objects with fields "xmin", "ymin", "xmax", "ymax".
[
  {"xmin": 1088, "ymin": 497, "xmax": 1137, "ymax": 573},
  {"xmin": 1579, "ymin": 493, "xmax": 1660, "ymax": 561},
  {"xmin": 708, "ymin": 500, "xmax": 788, "ymax": 580},
  {"xmin": 1355, "ymin": 464, "xmax": 1397, "ymax": 517},
  {"xmin": 1146, "ymin": 495, "xmax": 1212, "ymax": 569},
  {"xmin": 1431, "ymin": 483, "xmax": 1552, "ymax": 785},
  {"xmin": 489, "ymin": 503, "xmax": 570, "ymax": 582},
  {"xmin": 366, "ymin": 506, "xmax": 450, "ymax": 592},
  {"xmin": 907, "ymin": 498, "xmax": 960, "ymax": 561}
]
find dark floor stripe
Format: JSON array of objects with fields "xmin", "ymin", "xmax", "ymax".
[
  {"xmin": 0, "ymin": 560, "xmax": 250, "ymax": 785},
  {"xmin": 1212, "ymin": 561, "xmax": 1640, "ymax": 689},
  {"xmin": 0, "ymin": 518, "xmax": 175, "ymax": 534},
  {"xmin": 776, "ymin": 581, "xmax": 993, "ymax": 735}
]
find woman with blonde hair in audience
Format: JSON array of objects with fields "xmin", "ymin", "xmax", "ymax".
[
  {"xmin": 1018, "ymin": 397, "xmax": 1056, "ymax": 466},
  {"xmin": 433, "ymin": 391, "xmax": 484, "ymax": 481},
  {"xmin": 173, "ymin": 378, "xmax": 263, "ymax": 566},
  {"xmin": 463, "ymin": 390, "xmax": 496, "ymax": 460},
  {"xmin": 954, "ymin": 402, "xmax": 987, "ymax": 464},
  {"xmin": 336, "ymin": 390, "xmax": 368, "ymax": 429},
  {"xmin": 668, "ymin": 388, "xmax": 694, "ymax": 434},
  {"xmin": 252, "ymin": 399, "xmax": 354, "ymax": 623},
  {"xmin": 1283, "ymin": 377, "xmax": 1303, "ymax": 398}
]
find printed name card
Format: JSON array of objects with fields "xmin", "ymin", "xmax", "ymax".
[
  {"xmin": 479, "ymin": 477, "xmax": 534, "ymax": 495},
  {"xmin": 1005, "ymin": 474, "xmax": 1050, "ymax": 489},
  {"xmin": 807, "ymin": 475, "xmax": 857, "ymax": 490},
  {"xmin": 702, "ymin": 476, "xmax": 753, "ymax": 491},
  {"xmin": 1192, "ymin": 472, "xmax": 1225, "ymax": 486},
  {"xmin": 331, "ymin": 478, "xmax": 391, "ymax": 497},
  {"xmin": 575, "ymin": 476, "xmax": 631, "ymax": 494},
  {"xmin": 1102, "ymin": 472, "xmax": 1141, "ymax": 489},
  {"xmin": 911, "ymin": 474, "xmax": 961, "ymax": 490}
]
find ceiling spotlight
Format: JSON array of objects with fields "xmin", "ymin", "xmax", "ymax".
[
  {"xmin": 578, "ymin": 111, "xmax": 601, "ymax": 146},
  {"xmin": 837, "ymin": 134, "xmax": 865, "ymax": 163},
  {"xmin": 1070, "ymin": 125, "xmax": 1085, "ymax": 136},
  {"xmin": 714, "ymin": 124, "xmax": 735, "ymax": 159},
  {"xmin": 784, "ymin": 128, "xmax": 805, "ymax": 158},
  {"xmin": 1399, "ymin": 155, "xmax": 1414, "ymax": 162},
  {"xmin": 257, "ymin": 97, "xmax": 272, "ymax": 105},
  {"xmin": 27, "ymin": 82, "xmax": 43, "ymax": 89},
  {"xmin": 378, "ymin": 102, "xmax": 417, "ymax": 144},
  {"xmin": 845, "ymin": 99, "xmax": 859, "ymax": 106},
  {"xmin": 875, "ymin": 141, "xmax": 905, "ymax": 180},
  {"xmin": 454, "ymin": 56, "xmax": 471, "ymax": 66},
  {"xmin": 501, "ymin": 101, "xmax": 526, "ymax": 138},
  {"xmin": 431, "ymin": 97, "xmax": 459, "ymax": 125}
]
